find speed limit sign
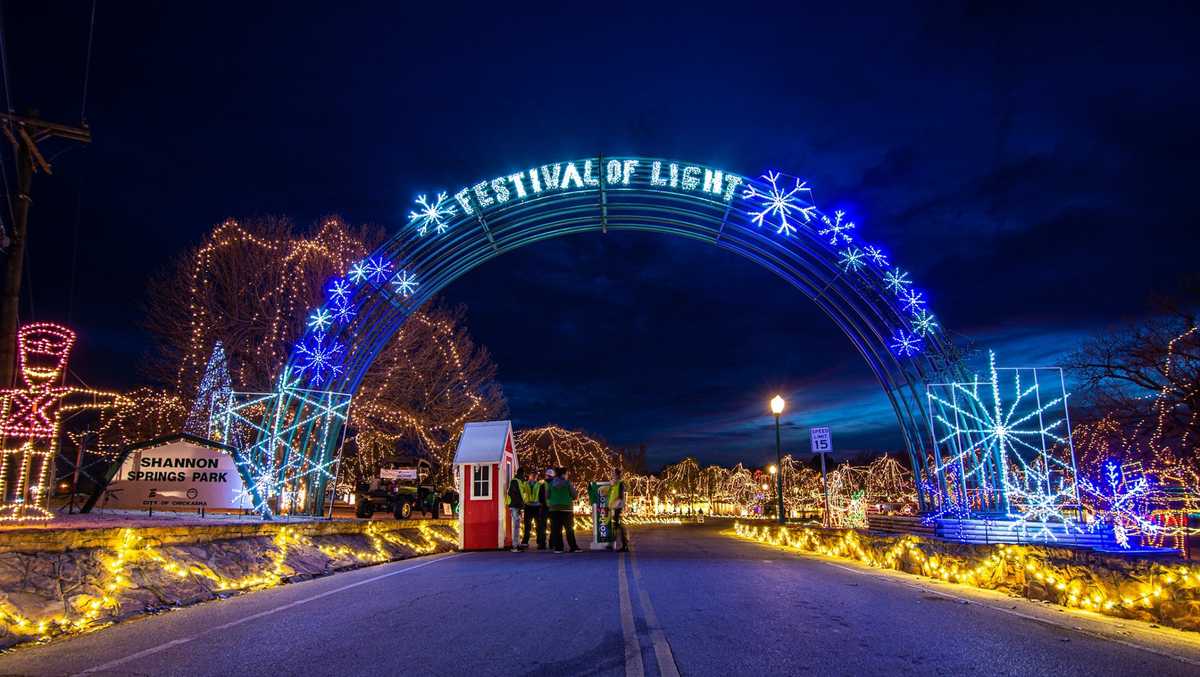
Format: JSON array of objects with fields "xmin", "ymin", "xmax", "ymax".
[{"xmin": 810, "ymin": 427, "xmax": 832, "ymax": 453}]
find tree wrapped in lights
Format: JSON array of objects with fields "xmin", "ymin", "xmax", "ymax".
[
  {"xmin": 183, "ymin": 341, "xmax": 233, "ymax": 442},
  {"xmin": 135, "ymin": 217, "xmax": 503, "ymax": 495},
  {"xmin": 514, "ymin": 425, "xmax": 615, "ymax": 486}
]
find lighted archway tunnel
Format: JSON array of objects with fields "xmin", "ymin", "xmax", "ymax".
[{"xmin": 249, "ymin": 156, "xmax": 986, "ymax": 516}]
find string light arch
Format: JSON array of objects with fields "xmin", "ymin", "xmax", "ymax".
[{"xmin": 273, "ymin": 156, "xmax": 971, "ymax": 514}]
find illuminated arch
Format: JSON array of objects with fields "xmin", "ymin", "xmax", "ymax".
[{"xmin": 266, "ymin": 156, "xmax": 971, "ymax": 515}]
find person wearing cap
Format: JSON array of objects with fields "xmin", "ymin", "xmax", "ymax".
[
  {"xmin": 520, "ymin": 469, "xmax": 547, "ymax": 549},
  {"xmin": 546, "ymin": 466, "xmax": 581, "ymax": 553}
]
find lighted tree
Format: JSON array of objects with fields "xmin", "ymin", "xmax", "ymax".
[
  {"xmin": 514, "ymin": 425, "xmax": 615, "ymax": 485},
  {"xmin": 135, "ymin": 216, "xmax": 505, "ymax": 487}
]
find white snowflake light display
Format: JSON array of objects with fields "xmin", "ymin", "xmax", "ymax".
[
  {"xmin": 883, "ymin": 268, "xmax": 911, "ymax": 294},
  {"xmin": 817, "ymin": 210, "xmax": 855, "ymax": 245},
  {"xmin": 891, "ymin": 330, "xmax": 922, "ymax": 357},
  {"xmin": 742, "ymin": 171, "xmax": 815, "ymax": 237},
  {"xmin": 900, "ymin": 288, "xmax": 926, "ymax": 313},
  {"xmin": 328, "ymin": 279, "xmax": 352, "ymax": 304},
  {"xmin": 838, "ymin": 247, "xmax": 865, "ymax": 272},
  {"xmin": 391, "ymin": 269, "xmax": 418, "ymax": 297},
  {"xmin": 926, "ymin": 351, "xmax": 1079, "ymax": 539},
  {"xmin": 864, "ymin": 245, "xmax": 888, "ymax": 267},
  {"xmin": 307, "ymin": 308, "xmax": 333, "ymax": 333},
  {"xmin": 910, "ymin": 309, "xmax": 939, "ymax": 337},
  {"xmin": 408, "ymin": 192, "xmax": 457, "ymax": 236}
]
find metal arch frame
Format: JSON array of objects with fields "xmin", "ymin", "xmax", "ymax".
[{"xmin": 269, "ymin": 156, "xmax": 975, "ymax": 516}]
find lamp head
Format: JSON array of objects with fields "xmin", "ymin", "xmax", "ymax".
[{"xmin": 770, "ymin": 395, "xmax": 786, "ymax": 415}]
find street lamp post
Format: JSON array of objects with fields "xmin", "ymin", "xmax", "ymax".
[{"xmin": 770, "ymin": 395, "xmax": 786, "ymax": 524}]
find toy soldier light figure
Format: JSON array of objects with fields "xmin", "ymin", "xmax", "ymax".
[{"xmin": 0, "ymin": 323, "xmax": 125, "ymax": 521}]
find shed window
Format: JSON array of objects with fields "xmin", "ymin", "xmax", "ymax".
[{"xmin": 471, "ymin": 464, "xmax": 491, "ymax": 500}]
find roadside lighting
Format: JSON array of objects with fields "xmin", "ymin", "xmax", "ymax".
[{"xmin": 770, "ymin": 395, "xmax": 786, "ymax": 524}]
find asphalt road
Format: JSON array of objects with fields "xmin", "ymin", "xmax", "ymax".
[{"xmin": 2, "ymin": 522, "xmax": 1200, "ymax": 676}]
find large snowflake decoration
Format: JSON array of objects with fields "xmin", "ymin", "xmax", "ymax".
[
  {"xmin": 863, "ymin": 245, "xmax": 888, "ymax": 268},
  {"xmin": 293, "ymin": 332, "xmax": 345, "ymax": 386},
  {"xmin": 391, "ymin": 269, "xmax": 419, "ymax": 298},
  {"xmin": 817, "ymin": 210, "xmax": 855, "ymax": 245},
  {"xmin": 1079, "ymin": 460, "xmax": 1155, "ymax": 549},
  {"xmin": 838, "ymin": 247, "xmax": 865, "ymax": 272},
  {"xmin": 890, "ymin": 329, "xmax": 922, "ymax": 357},
  {"xmin": 927, "ymin": 351, "xmax": 1074, "ymax": 532},
  {"xmin": 883, "ymin": 268, "xmax": 911, "ymax": 294},
  {"xmin": 408, "ymin": 192, "xmax": 457, "ymax": 236},
  {"xmin": 1005, "ymin": 457, "xmax": 1079, "ymax": 541},
  {"xmin": 350, "ymin": 257, "xmax": 393, "ymax": 284},
  {"xmin": 910, "ymin": 309, "xmax": 939, "ymax": 337},
  {"xmin": 328, "ymin": 278, "xmax": 352, "ymax": 304},
  {"xmin": 900, "ymin": 288, "xmax": 926, "ymax": 313},
  {"xmin": 742, "ymin": 171, "xmax": 815, "ymax": 237},
  {"xmin": 307, "ymin": 308, "xmax": 333, "ymax": 333}
]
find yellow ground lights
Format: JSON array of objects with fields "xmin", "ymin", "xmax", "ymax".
[
  {"xmin": 0, "ymin": 521, "xmax": 459, "ymax": 644},
  {"xmin": 732, "ymin": 522, "xmax": 1200, "ymax": 629}
]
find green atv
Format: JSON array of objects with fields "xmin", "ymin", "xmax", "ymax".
[{"xmin": 354, "ymin": 482, "xmax": 418, "ymax": 519}]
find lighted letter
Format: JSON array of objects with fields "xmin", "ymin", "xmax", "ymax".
[
  {"xmin": 491, "ymin": 177, "xmax": 511, "ymax": 203},
  {"xmin": 606, "ymin": 160, "xmax": 623, "ymax": 185},
  {"xmin": 528, "ymin": 168, "xmax": 543, "ymax": 193},
  {"xmin": 702, "ymin": 169, "xmax": 724, "ymax": 196},
  {"xmin": 582, "ymin": 160, "xmax": 599, "ymax": 187},
  {"xmin": 561, "ymin": 162, "xmax": 584, "ymax": 189},
  {"xmin": 669, "ymin": 163, "xmax": 679, "ymax": 188},
  {"xmin": 473, "ymin": 181, "xmax": 494, "ymax": 208},
  {"xmin": 681, "ymin": 165, "xmax": 701, "ymax": 191},
  {"xmin": 650, "ymin": 161, "xmax": 667, "ymax": 186},
  {"xmin": 722, "ymin": 174, "xmax": 744, "ymax": 202},
  {"xmin": 622, "ymin": 160, "xmax": 639, "ymax": 185},
  {"xmin": 540, "ymin": 164, "xmax": 562, "ymax": 190},
  {"xmin": 507, "ymin": 173, "xmax": 528, "ymax": 199},
  {"xmin": 454, "ymin": 188, "xmax": 475, "ymax": 215}
]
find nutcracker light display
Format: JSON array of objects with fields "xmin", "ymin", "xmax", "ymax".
[{"xmin": 0, "ymin": 323, "xmax": 124, "ymax": 521}]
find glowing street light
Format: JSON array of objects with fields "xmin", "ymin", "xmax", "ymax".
[{"xmin": 770, "ymin": 395, "xmax": 786, "ymax": 525}]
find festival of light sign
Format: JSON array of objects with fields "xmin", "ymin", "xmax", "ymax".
[{"xmin": 450, "ymin": 159, "xmax": 743, "ymax": 217}]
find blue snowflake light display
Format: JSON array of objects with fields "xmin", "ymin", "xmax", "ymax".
[
  {"xmin": 1079, "ymin": 460, "xmax": 1156, "ymax": 549},
  {"xmin": 328, "ymin": 279, "xmax": 352, "ymax": 304},
  {"xmin": 293, "ymin": 332, "xmax": 345, "ymax": 386},
  {"xmin": 900, "ymin": 288, "xmax": 926, "ymax": 313},
  {"xmin": 883, "ymin": 268, "xmax": 911, "ymax": 294},
  {"xmin": 742, "ymin": 171, "xmax": 815, "ymax": 236},
  {"xmin": 409, "ymin": 192, "xmax": 457, "ymax": 236},
  {"xmin": 910, "ymin": 309, "xmax": 939, "ymax": 337},
  {"xmin": 307, "ymin": 308, "xmax": 333, "ymax": 333}
]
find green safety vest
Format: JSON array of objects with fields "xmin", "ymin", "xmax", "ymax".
[{"xmin": 546, "ymin": 479, "xmax": 573, "ymax": 510}]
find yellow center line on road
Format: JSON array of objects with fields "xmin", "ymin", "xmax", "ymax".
[
  {"xmin": 618, "ymin": 552, "xmax": 646, "ymax": 677},
  {"xmin": 628, "ymin": 546, "xmax": 680, "ymax": 677}
]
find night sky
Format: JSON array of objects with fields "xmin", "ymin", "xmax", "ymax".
[{"xmin": 4, "ymin": 3, "xmax": 1197, "ymax": 469}]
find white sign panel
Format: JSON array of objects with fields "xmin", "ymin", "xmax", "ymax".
[
  {"xmin": 380, "ymin": 468, "xmax": 418, "ymax": 481},
  {"xmin": 105, "ymin": 440, "xmax": 246, "ymax": 511},
  {"xmin": 810, "ymin": 427, "xmax": 833, "ymax": 454}
]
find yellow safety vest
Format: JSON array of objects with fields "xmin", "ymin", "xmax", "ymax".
[{"xmin": 608, "ymin": 480, "xmax": 624, "ymax": 506}]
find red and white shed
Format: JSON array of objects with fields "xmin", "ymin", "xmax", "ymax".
[{"xmin": 452, "ymin": 420, "xmax": 518, "ymax": 550}]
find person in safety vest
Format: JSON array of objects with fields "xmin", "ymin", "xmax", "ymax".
[
  {"xmin": 546, "ymin": 466, "xmax": 581, "ymax": 553},
  {"xmin": 607, "ymin": 467, "xmax": 630, "ymax": 552},
  {"xmin": 520, "ymin": 469, "xmax": 547, "ymax": 550},
  {"xmin": 505, "ymin": 471, "xmax": 525, "ymax": 552}
]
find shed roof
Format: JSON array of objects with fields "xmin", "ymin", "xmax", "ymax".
[{"xmin": 452, "ymin": 420, "xmax": 515, "ymax": 464}]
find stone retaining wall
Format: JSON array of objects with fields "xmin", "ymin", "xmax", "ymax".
[
  {"xmin": 733, "ymin": 522, "xmax": 1200, "ymax": 633},
  {"xmin": 0, "ymin": 519, "xmax": 458, "ymax": 650}
]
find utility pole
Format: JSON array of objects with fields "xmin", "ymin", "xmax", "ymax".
[{"xmin": 0, "ymin": 112, "xmax": 91, "ymax": 386}]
